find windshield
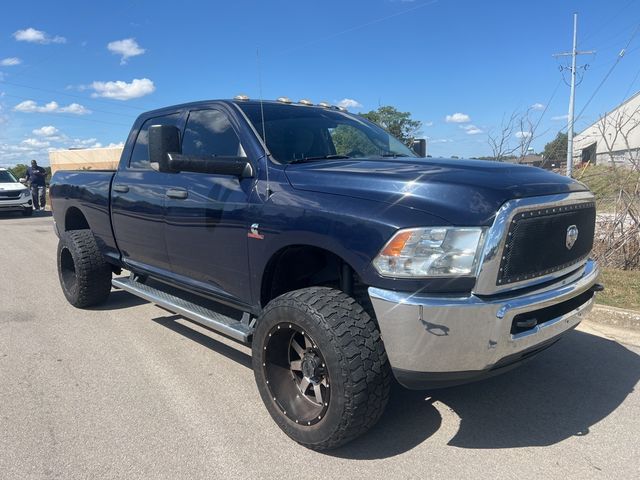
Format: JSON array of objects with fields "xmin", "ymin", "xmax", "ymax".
[
  {"xmin": 0, "ymin": 170, "xmax": 18, "ymax": 183},
  {"xmin": 237, "ymin": 103, "xmax": 416, "ymax": 164}
]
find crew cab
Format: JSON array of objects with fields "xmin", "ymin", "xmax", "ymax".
[
  {"xmin": 0, "ymin": 168, "xmax": 33, "ymax": 216},
  {"xmin": 50, "ymin": 98, "xmax": 602, "ymax": 450}
]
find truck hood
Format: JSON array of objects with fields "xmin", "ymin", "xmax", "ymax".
[{"xmin": 284, "ymin": 158, "xmax": 590, "ymax": 225}]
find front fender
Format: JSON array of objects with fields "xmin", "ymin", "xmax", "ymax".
[{"xmin": 247, "ymin": 188, "xmax": 451, "ymax": 305}]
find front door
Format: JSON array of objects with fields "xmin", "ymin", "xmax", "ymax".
[{"xmin": 163, "ymin": 108, "xmax": 253, "ymax": 304}]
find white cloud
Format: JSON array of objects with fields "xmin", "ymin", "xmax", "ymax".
[
  {"xmin": 14, "ymin": 100, "xmax": 91, "ymax": 115},
  {"xmin": 0, "ymin": 57, "xmax": 22, "ymax": 66},
  {"xmin": 59, "ymin": 103, "xmax": 91, "ymax": 114},
  {"xmin": 13, "ymin": 28, "xmax": 66, "ymax": 44},
  {"xmin": 531, "ymin": 103, "xmax": 545, "ymax": 110},
  {"xmin": 515, "ymin": 131, "xmax": 532, "ymax": 139},
  {"xmin": 90, "ymin": 78, "xmax": 155, "ymax": 100},
  {"xmin": 461, "ymin": 124, "xmax": 483, "ymax": 135},
  {"xmin": 107, "ymin": 38, "xmax": 145, "ymax": 64},
  {"xmin": 424, "ymin": 121, "xmax": 434, "ymax": 127},
  {"xmin": 14, "ymin": 100, "xmax": 58, "ymax": 112},
  {"xmin": 428, "ymin": 138, "xmax": 453, "ymax": 144},
  {"xmin": 552, "ymin": 114, "xmax": 568, "ymax": 121},
  {"xmin": 69, "ymin": 138, "xmax": 101, "ymax": 148},
  {"xmin": 33, "ymin": 125, "xmax": 59, "ymax": 136},
  {"xmin": 337, "ymin": 98, "xmax": 363, "ymax": 109},
  {"xmin": 22, "ymin": 138, "xmax": 50, "ymax": 148},
  {"xmin": 106, "ymin": 142, "xmax": 125, "ymax": 148},
  {"xmin": 445, "ymin": 112, "xmax": 470, "ymax": 123}
]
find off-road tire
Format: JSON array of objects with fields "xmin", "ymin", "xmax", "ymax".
[
  {"xmin": 252, "ymin": 287, "xmax": 391, "ymax": 450},
  {"xmin": 57, "ymin": 229, "xmax": 112, "ymax": 308}
]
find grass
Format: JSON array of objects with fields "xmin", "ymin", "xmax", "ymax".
[
  {"xmin": 576, "ymin": 164, "xmax": 640, "ymax": 212},
  {"xmin": 596, "ymin": 268, "xmax": 640, "ymax": 312}
]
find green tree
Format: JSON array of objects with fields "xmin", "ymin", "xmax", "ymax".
[
  {"xmin": 9, "ymin": 164, "xmax": 52, "ymax": 184},
  {"xmin": 331, "ymin": 125, "xmax": 380, "ymax": 157},
  {"xmin": 361, "ymin": 106, "xmax": 422, "ymax": 147},
  {"xmin": 10, "ymin": 164, "xmax": 28, "ymax": 180},
  {"xmin": 542, "ymin": 132, "xmax": 568, "ymax": 164}
]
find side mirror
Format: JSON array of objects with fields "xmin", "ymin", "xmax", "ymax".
[
  {"xmin": 19, "ymin": 178, "xmax": 27, "ymax": 184},
  {"xmin": 412, "ymin": 139, "xmax": 427, "ymax": 158},
  {"xmin": 148, "ymin": 125, "xmax": 181, "ymax": 172},
  {"xmin": 166, "ymin": 154, "xmax": 254, "ymax": 178}
]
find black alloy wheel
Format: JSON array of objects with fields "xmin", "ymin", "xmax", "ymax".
[
  {"xmin": 252, "ymin": 287, "xmax": 391, "ymax": 450},
  {"xmin": 263, "ymin": 323, "xmax": 330, "ymax": 426}
]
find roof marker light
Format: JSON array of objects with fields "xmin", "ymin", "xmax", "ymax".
[
  {"xmin": 318, "ymin": 102, "xmax": 331, "ymax": 108},
  {"xmin": 299, "ymin": 99, "xmax": 313, "ymax": 106},
  {"xmin": 277, "ymin": 96, "xmax": 292, "ymax": 104},
  {"xmin": 234, "ymin": 94, "xmax": 250, "ymax": 101}
]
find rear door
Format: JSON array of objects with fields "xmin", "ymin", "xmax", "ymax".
[
  {"xmin": 111, "ymin": 113, "xmax": 181, "ymax": 275},
  {"xmin": 163, "ymin": 107, "xmax": 253, "ymax": 303}
]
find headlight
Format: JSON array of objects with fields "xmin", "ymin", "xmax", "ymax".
[
  {"xmin": 21, "ymin": 189, "xmax": 31, "ymax": 198},
  {"xmin": 373, "ymin": 227, "xmax": 486, "ymax": 278}
]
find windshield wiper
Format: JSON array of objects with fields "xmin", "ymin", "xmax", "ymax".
[
  {"xmin": 289, "ymin": 154, "xmax": 351, "ymax": 164},
  {"xmin": 380, "ymin": 153, "xmax": 411, "ymax": 158}
]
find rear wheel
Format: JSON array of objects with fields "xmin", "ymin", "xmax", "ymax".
[
  {"xmin": 57, "ymin": 229, "xmax": 112, "ymax": 308},
  {"xmin": 252, "ymin": 287, "xmax": 391, "ymax": 450}
]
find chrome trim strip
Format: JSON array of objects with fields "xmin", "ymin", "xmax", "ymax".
[{"xmin": 473, "ymin": 191, "xmax": 595, "ymax": 295}]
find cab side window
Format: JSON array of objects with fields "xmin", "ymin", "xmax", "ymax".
[
  {"xmin": 182, "ymin": 109, "xmax": 245, "ymax": 158},
  {"xmin": 129, "ymin": 113, "xmax": 180, "ymax": 169}
]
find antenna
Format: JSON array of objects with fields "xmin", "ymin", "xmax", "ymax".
[{"xmin": 256, "ymin": 47, "xmax": 271, "ymax": 199}]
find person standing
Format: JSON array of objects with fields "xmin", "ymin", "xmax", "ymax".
[{"xmin": 25, "ymin": 160, "xmax": 47, "ymax": 211}]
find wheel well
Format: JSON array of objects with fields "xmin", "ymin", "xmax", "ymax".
[
  {"xmin": 261, "ymin": 245, "xmax": 374, "ymax": 317},
  {"xmin": 65, "ymin": 207, "xmax": 90, "ymax": 231}
]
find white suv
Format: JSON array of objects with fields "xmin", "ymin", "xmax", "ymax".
[{"xmin": 0, "ymin": 168, "xmax": 33, "ymax": 216}]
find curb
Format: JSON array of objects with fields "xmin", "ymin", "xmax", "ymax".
[{"xmin": 590, "ymin": 304, "xmax": 640, "ymax": 331}]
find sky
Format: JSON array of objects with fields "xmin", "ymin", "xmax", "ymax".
[{"xmin": 1, "ymin": 0, "xmax": 640, "ymax": 166}]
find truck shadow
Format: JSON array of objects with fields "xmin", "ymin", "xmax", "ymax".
[
  {"xmin": 151, "ymin": 313, "xmax": 253, "ymax": 369},
  {"xmin": 329, "ymin": 330, "xmax": 640, "ymax": 459},
  {"xmin": 89, "ymin": 289, "xmax": 148, "ymax": 310}
]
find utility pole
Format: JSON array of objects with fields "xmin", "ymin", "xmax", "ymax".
[{"xmin": 553, "ymin": 13, "xmax": 595, "ymax": 177}]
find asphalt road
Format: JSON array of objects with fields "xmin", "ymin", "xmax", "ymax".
[{"xmin": 1, "ymin": 213, "xmax": 639, "ymax": 479}]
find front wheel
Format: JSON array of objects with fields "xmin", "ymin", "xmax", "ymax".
[
  {"xmin": 252, "ymin": 287, "xmax": 391, "ymax": 450},
  {"xmin": 57, "ymin": 229, "xmax": 112, "ymax": 308}
]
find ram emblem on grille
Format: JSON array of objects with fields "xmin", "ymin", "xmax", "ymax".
[{"xmin": 566, "ymin": 225, "xmax": 579, "ymax": 250}]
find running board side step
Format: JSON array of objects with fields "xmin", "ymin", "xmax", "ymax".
[{"xmin": 112, "ymin": 277, "xmax": 253, "ymax": 343}]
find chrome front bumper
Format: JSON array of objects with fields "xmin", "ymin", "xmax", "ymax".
[{"xmin": 369, "ymin": 259, "xmax": 599, "ymax": 389}]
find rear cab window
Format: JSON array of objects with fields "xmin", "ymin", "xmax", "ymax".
[{"xmin": 129, "ymin": 113, "xmax": 181, "ymax": 169}]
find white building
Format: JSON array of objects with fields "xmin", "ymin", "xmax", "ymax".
[{"xmin": 573, "ymin": 90, "xmax": 640, "ymax": 168}]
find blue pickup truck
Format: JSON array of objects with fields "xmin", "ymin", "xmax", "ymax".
[{"xmin": 50, "ymin": 97, "xmax": 601, "ymax": 450}]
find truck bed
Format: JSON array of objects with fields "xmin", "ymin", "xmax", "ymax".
[{"xmin": 49, "ymin": 170, "xmax": 120, "ymax": 264}]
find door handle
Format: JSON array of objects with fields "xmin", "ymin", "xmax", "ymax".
[
  {"xmin": 113, "ymin": 184, "xmax": 129, "ymax": 193},
  {"xmin": 166, "ymin": 188, "xmax": 188, "ymax": 199}
]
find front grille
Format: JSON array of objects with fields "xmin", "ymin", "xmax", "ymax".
[
  {"xmin": 0, "ymin": 191, "xmax": 21, "ymax": 200},
  {"xmin": 497, "ymin": 202, "xmax": 595, "ymax": 285}
]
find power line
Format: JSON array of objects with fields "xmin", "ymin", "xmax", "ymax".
[
  {"xmin": 0, "ymin": 79, "xmax": 148, "ymax": 111},
  {"xmin": 581, "ymin": 0, "xmax": 637, "ymax": 43},
  {"xmin": 274, "ymin": 0, "xmax": 438, "ymax": 56},
  {"xmin": 572, "ymin": 22, "xmax": 640, "ymax": 128},
  {"xmin": 1, "ymin": 92, "xmax": 139, "ymax": 119}
]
